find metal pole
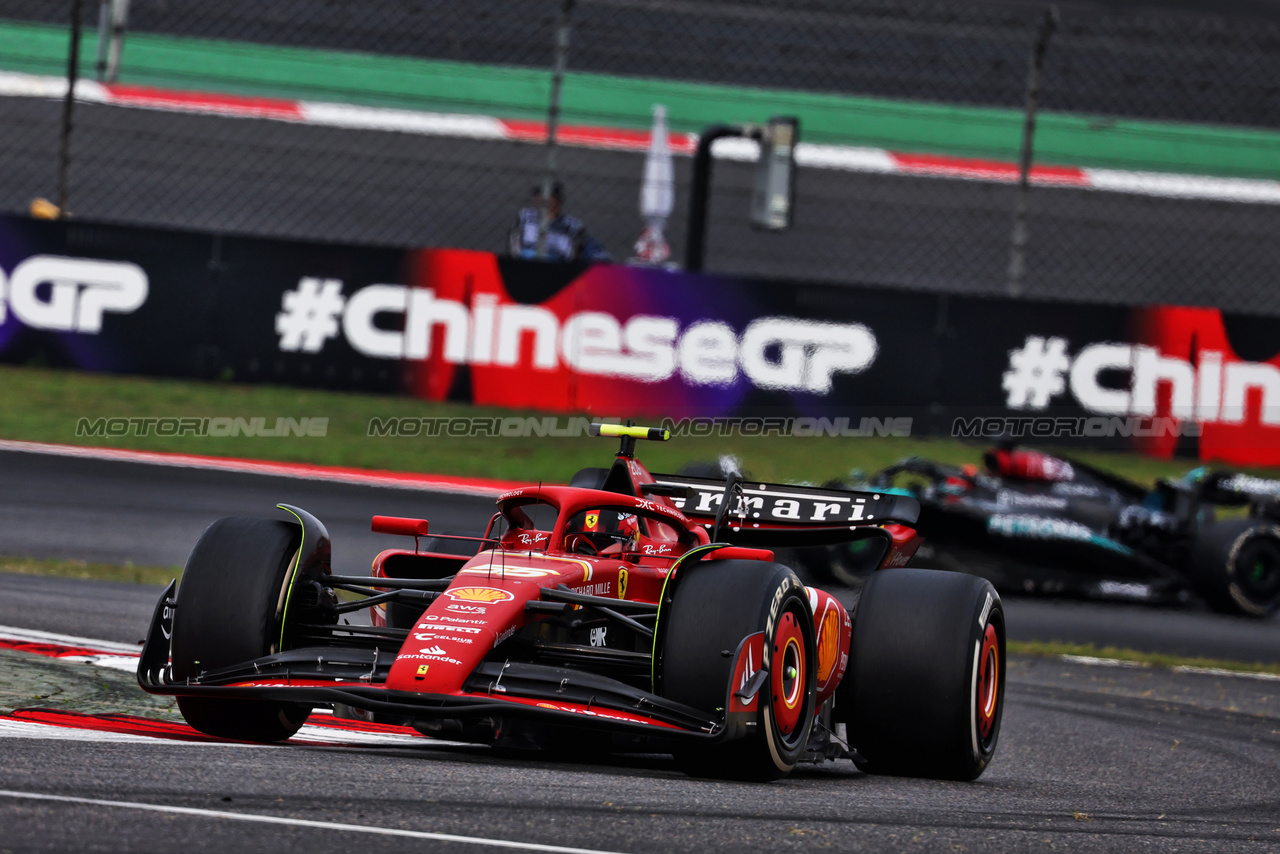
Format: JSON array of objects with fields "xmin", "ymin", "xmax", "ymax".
[
  {"xmin": 105, "ymin": 0, "xmax": 130, "ymax": 83},
  {"xmin": 684, "ymin": 124, "xmax": 743, "ymax": 273},
  {"xmin": 1007, "ymin": 5, "xmax": 1058, "ymax": 297},
  {"xmin": 538, "ymin": 0, "xmax": 574, "ymax": 259},
  {"xmin": 94, "ymin": 0, "xmax": 109, "ymax": 81},
  {"xmin": 57, "ymin": 0, "xmax": 84, "ymax": 216}
]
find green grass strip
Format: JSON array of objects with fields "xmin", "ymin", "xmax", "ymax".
[
  {"xmin": 0, "ymin": 555, "xmax": 180, "ymax": 586},
  {"xmin": 4, "ymin": 365, "xmax": 1271, "ymax": 487},
  {"xmin": 3, "ymin": 19, "xmax": 1280, "ymax": 180},
  {"xmin": 1008, "ymin": 639, "xmax": 1280, "ymax": 677}
]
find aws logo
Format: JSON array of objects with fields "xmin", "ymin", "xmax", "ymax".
[{"xmin": 0, "ymin": 255, "xmax": 148, "ymax": 333}]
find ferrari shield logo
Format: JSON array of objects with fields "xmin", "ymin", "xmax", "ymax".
[
  {"xmin": 585, "ymin": 512, "xmax": 599, "ymax": 530},
  {"xmin": 618, "ymin": 568, "xmax": 629, "ymax": 599}
]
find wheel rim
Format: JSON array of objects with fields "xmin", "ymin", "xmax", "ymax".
[
  {"xmin": 770, "ymin": 610, "xmax": 807, "ymax": 737},
  {"xmin": 976, "ymin": 622, "xmax": 1000, "ymax": 747},
  {"xmin": 1235, "ymin": 537, "xmax": 1280, "ymax": 604}
]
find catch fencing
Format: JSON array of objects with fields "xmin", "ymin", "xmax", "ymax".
[{"xmin": 0, "ymin": 0, "xmax": 1278, "ymax": 313}]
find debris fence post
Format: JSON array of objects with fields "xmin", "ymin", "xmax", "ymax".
[
  {"xmin": 57, "ymin": 0, "xmax": 85, "ymax": 216},
  {"xmin": 537, "ymin": 0, "xmax": 575, "ymax": 259},
  {"xmin": 1007, "ymin": 5, "xmax": 1059, "ymax": 297}
]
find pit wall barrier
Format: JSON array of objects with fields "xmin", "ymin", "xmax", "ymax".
[{"xmin": 1, "ymin": 215, "xmax": 1276, "ymax": 465}]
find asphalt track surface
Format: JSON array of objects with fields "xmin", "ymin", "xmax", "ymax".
[
  {"xmin": 4, "ymin": 97, "xmax": 1279, "ymax": 315},
  {"xmin": 1, "ymin": 447, "xmax": 1279, "ymax": 852},
  {"xmin": 3, "ymin": 445, "xmax": 1280, "ymax": 660}
]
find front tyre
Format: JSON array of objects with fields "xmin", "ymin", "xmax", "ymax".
[
  {"xmin": 841, "ymin": 568, "xmax": 1005, "ymax": 781},
  {"xmin": 657, "ymin": 560, "xmax": 816, "ymax": 781},
  {"xmin": 171, "ymin": 516, "xmax": 314, "ymax": 742},
  {"xmin": 1188, "ymin": 519, "xmax": 1280, "ymax": 618}
]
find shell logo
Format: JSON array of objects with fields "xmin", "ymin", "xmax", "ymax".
[
  {"xmin": 445, "ymin": 587, "xmax": 515, "ymax": 604},
  {"xmin": 816, "ymin": 607, "xmax": 840, "ymax": 684}
]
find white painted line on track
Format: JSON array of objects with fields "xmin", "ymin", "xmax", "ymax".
[
  {"xmin": 1058, "ymin": 653, "xmax": 1280, "ymax": 681},
  {"xmin": 0, "ymin": 790, "xmax": 633, "ymax": 854},
  {"xmin": 0, "ymin": 625, "xmax": 143, "ymax": 672},
  {"xmin": 1171, "ymin": 665, "xmax": 1280, "ymax": 682},
  {"xmin": 0, "ymin": 720, "xmax": 226, "ymax": 744},
  {"xmin": 300, "ymin": 101, "xmax": 508, "ymax": 139},
  {"xmin": 1085, "ymin": 167, "xmax": 1280, "ymax": 205},
  {"xmin": 0, "ymin": 625, "xmax": 142, "ymax": 655},
  {"xmin": 55, "ymin": 655, "xmax": 141, "ymax": 673},
  {"xmin": 0, "ymin": 715, "xmax": 461, "ymax": 749},
  {"xmin": 1060, "ymin": 654, "xmax": 1149, "ymax": 669}
]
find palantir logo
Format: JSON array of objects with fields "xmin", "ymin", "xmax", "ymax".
[{"xmin": 0, "ymin": 255, "xmax": 148, "ymax": 333}]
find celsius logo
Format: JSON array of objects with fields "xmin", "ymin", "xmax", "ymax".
[
  {"xmin": 1003, "ymin": 336, "xmax": 1280, "ymax": 426},
  {"xmin": 0, "ymin": 255, "xmax": 148, "ymax": 333},
  {"xmin": 278, "ymin": 281, "xmax": 878, "ymax": 395}
]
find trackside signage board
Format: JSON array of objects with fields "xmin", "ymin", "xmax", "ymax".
[{"xmin": 0, "ymin": 215, "xmax": 1277, "ymax": 464}]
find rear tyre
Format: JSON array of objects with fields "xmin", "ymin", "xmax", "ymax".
[
  {"xmin": 658, "ymin": 560, "xmax": 816, "ymax": 781},
  {"xmin": 841, "ymin": 568, "xmax": 1004, "ymax": 781},
  {"xmin": 171, "ymin": 516, "xmax": 313, "ymax": 742},
  {"xmin": 1188, "ymin": 520, "xmax": 1280, "ymax": 617}
]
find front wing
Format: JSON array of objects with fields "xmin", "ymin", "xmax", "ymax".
[{"xmin": 137, "ymin": 582, "xmax": 759, "ymax": 743}]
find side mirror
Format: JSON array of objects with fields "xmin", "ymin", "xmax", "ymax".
[{"xmin": 483, "ymin": 512, "xmax": 508, "ymax": 541}]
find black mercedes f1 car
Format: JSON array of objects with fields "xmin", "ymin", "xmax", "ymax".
[{"xmin": 809, "ymin": 447, "xmax": 1280, "ymax": 618}]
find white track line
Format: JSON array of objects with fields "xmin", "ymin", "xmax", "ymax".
[
  {"xmin": 1170, "ymin": 664, "xmax": 1280, "ymax": 682},
  {"xmin": 2, "ymin": 69, "xmax": 1279, "ymax": 205},
  {"xmin": 0, "ymin": 720, "xmax": 231, "ymax": 744},
  {"xmin": 0, "ymin": 719, "xmax": 430, "ymax": 747},
  {"xmin": 1058, "ymin": 654, "xmax": 1280, "ymax": 681},
  {"xmin": 0, "ymin": 790, "xmax": 632, "ymax": 854},
  {"xmin": 0, "ymin": 626, "xmax": 465, "ymax": 746},
  {"xmin": 0, "ymin": 625, "xmax": 142, "ymax": 655},
  {"xmin": 1085, "ymin": 167, "xmax": 1280, "ymax": 204},
  {"xmin": 300, "ymin": 101, "xmax": 507, "ymax": 139},
  {"xmin": 0, "ymin": 625, "xmax": 142, "ymax": 673}
]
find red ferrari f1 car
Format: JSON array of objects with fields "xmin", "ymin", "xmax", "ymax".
[{"xmin": 138, "ymin": 424, "xmax": 1005, "ymax": 781}]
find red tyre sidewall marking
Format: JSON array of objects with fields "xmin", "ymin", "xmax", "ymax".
[
  {"xmin": 770, "ymin": 611, "xmax": 806, "ymax": 736},
  {"xmin": 976, "ymin": 622, "xmax": 999, "ymax": 742}
]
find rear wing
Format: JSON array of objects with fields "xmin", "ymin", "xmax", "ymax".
[{"xmin": 648, "ymin": 473, "xmax": 920, "ymax": 547}]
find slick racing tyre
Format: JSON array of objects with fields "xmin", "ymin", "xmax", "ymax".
[
  {"xmin": 170, "ymin": 516, "xmax": 313, "ymax": 742},
  {"xmin": 1188, "ymin": 519, "xmax": 1280, "ymax": 618},
  {"xmin": 657, "ymin": 559, "xmax": 816, "ymax": 781},
  {"xmin": 841, "ymin": 568, "xmax": 1005, "ymax": 781}
]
